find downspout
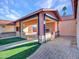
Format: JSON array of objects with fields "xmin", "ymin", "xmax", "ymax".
[
  {"xmin": 38, "ymin": 14, "xmax": 40, "ymax": 43},
  {"xmin": 19, "ymin": 21, "xmax": 21, "ymax": 37},
  {"xmin": 57, "ymin": 20, "xmax": 60, "ymax": 37},
  {"xmin": 44, "ymin": 14, "xmax": 46, "ymax": 42}
]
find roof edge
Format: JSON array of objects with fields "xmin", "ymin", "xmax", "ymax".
[{"xmin": 13, "ymin": 8, "xmax": 58, "ymax": 23}]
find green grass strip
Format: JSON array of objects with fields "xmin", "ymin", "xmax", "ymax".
[{"xmin": 0, "ymin": 42, "xmax": 40, "ymax": 59}]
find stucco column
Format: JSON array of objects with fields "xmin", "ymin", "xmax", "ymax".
[
  {"xmin": 20, "ymin": 21, "xmax": 26, "ymax": 38},
  {"xmin": 77, "ymin": 0, "xmax": 79, "ymax": 48},
  {"xmin": 38, "ymin": 13, "xmax": 46, "ymax": 43},
  {"xmin": 15, "ymin": 22, "xmax": 20, "ymax": 37}
]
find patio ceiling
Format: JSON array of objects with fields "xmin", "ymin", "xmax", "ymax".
[{"xmin": 23, "ymin": 16, "xmax": 56, "ymax": 27}]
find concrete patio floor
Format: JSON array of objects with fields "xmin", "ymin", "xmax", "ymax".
[{"xmin": 28, "ymin": 36, "xmax": 79, "ymax": 59}]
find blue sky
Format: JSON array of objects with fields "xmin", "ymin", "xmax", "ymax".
[{"xmin": 0, "ymin": 0, "xmax": 73, "ymax": 20}]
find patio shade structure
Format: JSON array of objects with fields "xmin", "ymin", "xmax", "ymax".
[{"xmin": 14, "ymin": 8, "xmax": 63, "ymax": 43}]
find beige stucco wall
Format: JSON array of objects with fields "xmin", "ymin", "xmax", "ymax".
[
  {"xmin": 59, "ymin": 19, "xmax": 76, "ymax": 36},
  {"xmin": 3, "ymin": 25, "xmax": 15, "ymax": 32},
  {"xmin": 0, "ymin": 26, "xmax": 4, "ymax": 33},
  {"xmin": 0, "ymin": 25, "xmax": 15, "ymax": 33}
]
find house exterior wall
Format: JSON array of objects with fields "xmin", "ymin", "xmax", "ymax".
[
  {"xmin": 0, "ymin": 25, "xmax": 15, "ymax": 33},
  {"xmin": 3, "ymin": 25, "xmax": 15, "ymax": 32},
  {"xmin": 0, "ymin": 25, "xmax": 4, "ymax": 33},
  {"xmin": 59, "ymin": 19, "xmax": 76, "ymax": 36},
  {"xmin": 77, "ymin": 0, "xmax": 79, "ymax": 48}
]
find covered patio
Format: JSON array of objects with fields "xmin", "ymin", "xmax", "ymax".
[{"xmin": 15, "ymin": 9, "xmax": 63, "ymax": 43}]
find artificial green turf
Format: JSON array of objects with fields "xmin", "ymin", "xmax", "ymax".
[
  {"xmin": 0, "ymin": 37, "xmax": 25, "ymax": 46},
  {"xmin": 0, "ymin": 41, "xmax": 40, "ymax": 59}
]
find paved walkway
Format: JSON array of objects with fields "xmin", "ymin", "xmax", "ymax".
[
  {"xmin": 0, "ymin": 36, "xmax": 17, "ymax": 40},
  {"xmin": 0, "ymin": 40, "xmax": 37, "ymax": 51},
  {"xmin": 28, "ymin": 36, "xmax": 79, "ymax": 59},
  {"xmin": 0, "ymin": 32, "xmax": 16, "ymax": 38}
]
